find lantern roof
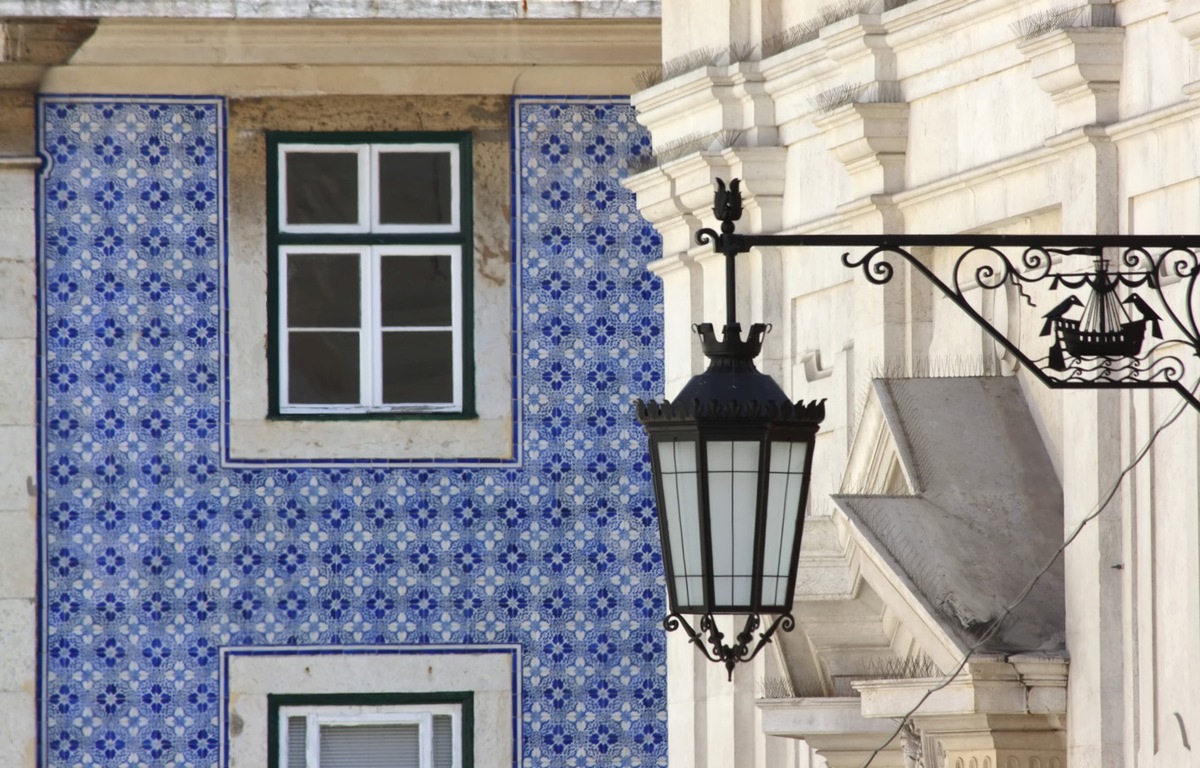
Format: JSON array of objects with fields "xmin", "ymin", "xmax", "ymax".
[{"xmin": 635, "ymin": 322, "xmax": 825, "ymax": 425}]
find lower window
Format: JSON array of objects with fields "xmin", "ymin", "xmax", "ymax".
[
  {"xmin": 270, "ymin": 693, "xmax": 471, "ymax": 768},
  {"xmin": 278, "ymin": 245, "xmax": 464, "ymax": 414}
]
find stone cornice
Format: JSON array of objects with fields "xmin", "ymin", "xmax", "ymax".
[
  {"xmin": 854, "ymin": 659, "xmax": 1068, "ymax": 719},
  {"xmin": 0, "ymin": 0, "xmax": 660, "ymax": 19},
  {"xmin": 66, "ymin": 17, "xmax": 660, "ymax": 67},
  {"xmin": 0, "ymin": 18, "xmax": 97, "ymax": 89}
]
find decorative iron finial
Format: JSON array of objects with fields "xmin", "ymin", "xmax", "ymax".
[{"xmin": 713, "ymin": 178, "xmax": 742, "ymax": 224}]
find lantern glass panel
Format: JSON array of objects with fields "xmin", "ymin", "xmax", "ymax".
[
  {"xmin": 657, "ymin": 440, "xmax": 705, "ymax": 607},
  {"xmin": 760, "ymin": 440, "xmax": 809, "ymax": 606},
  {"xmin": 705, "ymin": 440, "xmax": 761, "ymax": 607}
]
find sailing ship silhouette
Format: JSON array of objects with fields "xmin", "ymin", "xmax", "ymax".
[{"xmin": 1041, "ymin": 257, "xmax": 1162, "ymax": 370}]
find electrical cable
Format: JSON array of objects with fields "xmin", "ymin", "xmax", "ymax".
[{"xmin": 858, "ymin": 381, "xmax": 1199, "ymax": 768}]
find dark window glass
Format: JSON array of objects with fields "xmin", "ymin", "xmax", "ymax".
[
  {"xmin": 288, "ymin": 331, "xmax": 360, "ymax": 404},
  {"xmin": 286, "ymin": 152, "xmax": 359, "ymax": 226},
  {"xmin": 287, "ymin": 253, "xmax": 361, "ymax": 328},
  {"xmin": 382, "ymin": 331, "xmax": 454, "ymax": 404},
  {"xmin": 377, "ymin": 152, "xmax": 453, "ymax": 226},
  {"xmin": 380, "ymin": 255, "xmax": 453, "ymax": 327}
]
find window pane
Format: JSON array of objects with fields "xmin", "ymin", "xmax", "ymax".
[
  {"xmin": 706, "ymin": 440, "xmax": 759, "ymax": 608},
  {"xmin": 288, "ymin": 331, "xmax": 360, "ymax": 405},
  {"xmin": 380, "ymin": 255, "xmax": 453, "ymax": 327},
  {"xmin": 382, "ymin": 331, "xmax": 454, "ymax": 404},
  {"xmin": 320, "ymin": 723, "xmax": 420, "ymax": 768},
  {"xmin": 377, "ymin": 152, "xmax": 453, "ymax": 226},
  {"xmin": 287, "ymin": 716, "xmax": 307, "ymax": 768},
  {"xmin": 287, "ymin": 252, "xmax": 361, "ymax": 328},
  {"xmin": 285, "ymin": 151, "xmax": 360, "ymax": 226},
  {"xmin": 656, "ymin": 441, "xmax": 704, "ymax": 608}
]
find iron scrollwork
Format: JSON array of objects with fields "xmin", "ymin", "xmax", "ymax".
[
  {"xmin": 701, "ymin": 178, "xmax": 1200, "ymax": 412},
  {"xmin": 664, "ymin": 611, "xmax": 795, "ymax": 681}
]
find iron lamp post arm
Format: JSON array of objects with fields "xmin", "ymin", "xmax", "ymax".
[{"xmin": 695, "ymin": 178, "xmax": 1200, "ymax": 413}]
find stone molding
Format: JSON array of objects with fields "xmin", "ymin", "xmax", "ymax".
[
  {"xmin": 758, "ymin": 697, "xmax": 905, "ymax": 768},
  {"xmin": 622, "ymin": 147, "xmax": 787, "ymax": 258},
  {"xmin": 855, "ymin": 660, "xmax": 1069, "ymax": 768},
  {"xmin": 631, "ymin": 62, "xmax": 778, "ymax": 151},
  {"xmin": 821, "ymin": 13, "xmax": 895, "ymax": 87},
  {"xmin": 0, "ymin": 19, "xmax": 96, "ymax": 89},
  {"xmin": 812, "ymin": 102, "xmax": 910, "ymax": 198},
  {"xmin": 1168, "ymin": 0, "xmax": 1200, "ymax": 49},
  {"xmin": 1017, "ymin": 27, "xmax": 1125, "ymax": 131}
]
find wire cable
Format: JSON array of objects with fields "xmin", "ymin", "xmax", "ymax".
[{"xmin": 858, "ymin": 382, "xmax": 1198, "ymax": 767}]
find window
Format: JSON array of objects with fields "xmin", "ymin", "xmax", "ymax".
[
  {"xmin": 269, "ymin": 695, "xmax": 471, "ymax": 768},
  {"xmin": 269, "ymin": 133, "xmax": 473, "ymax": 416}
]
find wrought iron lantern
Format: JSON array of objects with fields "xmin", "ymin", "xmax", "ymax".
[{"xmin": 636, "ymin": 180, "xmax": 825, "ymax": 680}]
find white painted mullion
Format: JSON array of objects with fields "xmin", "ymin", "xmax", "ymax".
[
  {"xmin": 360, "ymin": 248, "xmax": 376, "ymax": 408},
  {"xmin": 279, "ymin": 710, "xmax": 291, "ymax": 768},
  {"xmin": 278, "ymin": 247, "xmax": 291, "ymax": 408},
  {"xmin": 452, "ymin": 710, "xmax": 463, "ymax": 768},
  {"xmin": 306, "ymin": 716, "xmax": 320, "ymax": 768},
  {"xmin": 355, "ymin": 145, "xmax": 371, "ymax": 232},
  {"xmin": 447, "ymin": 146, "xmax": 461, "ymax": 233},
  {"xmin": 419, "ymin": 712, "xmax": 434, "ymax": 768},
  {"xmin": 451, "ymin": 244, "xmax": 464, "ymax": 410}
]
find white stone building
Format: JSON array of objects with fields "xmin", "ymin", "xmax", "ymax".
[{"xmin": 627, "ymin": 1, "xmax": 1200, "ymax": 767}]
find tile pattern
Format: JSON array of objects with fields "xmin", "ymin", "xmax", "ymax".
[{"xmin": 39, "ymin": 96, "xmax": 665, "ymax": 767}]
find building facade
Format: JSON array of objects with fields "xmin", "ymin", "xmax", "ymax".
[{"xmin": 628, "ymin": 0, "xmax": 1200, "ymax": 767}]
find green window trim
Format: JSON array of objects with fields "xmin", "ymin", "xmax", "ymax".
[{"xmin": 266, "ymin": 130, "xmax": 476, "ymax": 421}]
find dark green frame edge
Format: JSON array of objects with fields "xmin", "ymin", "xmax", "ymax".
[
  {"xmin": 266, "ymin": 690, "xmax": 476, "ymax": 768},
  {"xmin": 265, "ymin": 130, "xmax": 477, "ymax": 421}
]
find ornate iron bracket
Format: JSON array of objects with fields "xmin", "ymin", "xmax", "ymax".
[
  {"xmin": 664, "ymin": 611, "xmax": 795, "ymax": 681},
  {"xmin": 698, "ymin": 178, "xmax": 1200, "ymax": 412}
]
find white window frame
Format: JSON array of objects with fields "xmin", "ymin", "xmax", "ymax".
[
  {"xmin": 370, "ymin": 144, "xmax": 462, "ymax": 234},
  {"xmin": 278, "ymin": 143, "xmax": 462, "ymax": 235},
  {"xmin": 278, "ymin": 144, "xmax": 372, "ymax": 235},
  {"xmin": 278, "ymin": 702, "xmax": 463, "ymax": 768},
  {"xmin": 278, "ymin": 244, "xmax": 464, "ymax": 414}
]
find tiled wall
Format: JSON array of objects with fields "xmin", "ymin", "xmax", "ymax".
[{"xmin": 39, "ymin": 96, "xmax": 665, "ymax": 767}]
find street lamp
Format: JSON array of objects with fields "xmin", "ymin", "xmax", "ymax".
[
  {"xmin": 640, "ymin": 175, "xmax": 1200, "ymax": 679},
  {"xmin": 635, "ymin": 180, "xmax": 825, "ymax": 680}
]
